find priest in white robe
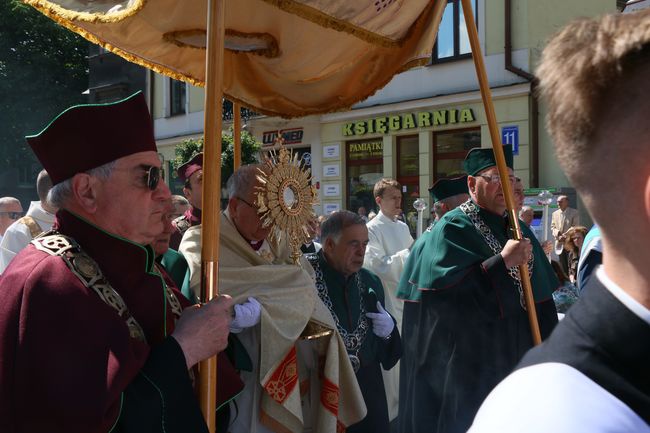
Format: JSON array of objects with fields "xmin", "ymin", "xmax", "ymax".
[{"xmin": 363, "ymin": 178, "xmax": 413, "ymax": 424}]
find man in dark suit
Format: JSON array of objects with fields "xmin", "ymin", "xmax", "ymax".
[{"xmin": 470, "ymin": 9, "xmax": 650, "ymax": 432}]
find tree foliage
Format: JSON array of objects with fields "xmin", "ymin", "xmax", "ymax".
[
  {"xmin": 0, "ymin": 0, "xmax": 88, "ymax": 174},
  {"xmin": 173, "ymin": 128, "xmax": 262, "ymax": 186}
]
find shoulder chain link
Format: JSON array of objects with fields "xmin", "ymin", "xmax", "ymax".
[
  {"xmin": 306, "ymin": 253, "xmax": 368, "ymax": 372},
  {"xmin": 33, "ymin": 232, "xmax": 183, "ymax": 342},
  {"xmin": 459, "ymin": 200, "xmax": 534, "ymax": 310},
  {"xmin": 173, "ymin": 215, "xmax": 191, "ymax": 233}
]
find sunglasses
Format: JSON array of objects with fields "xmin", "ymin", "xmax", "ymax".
[
  {"xmin": 142, "ymin": 165, "xmax": 162, "ymax": 191},
  {"xmin": 0, "ymin": 212, "xmax": 24, "ymax": 220}
]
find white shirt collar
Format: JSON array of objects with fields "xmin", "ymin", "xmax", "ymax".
[
  {"xmin": 597, "ymin": 267, "xmax": 650, "ymax": 326},
  {"xmin": 377, "ymin": 210, "xmax": 397, "ymax": 223}
]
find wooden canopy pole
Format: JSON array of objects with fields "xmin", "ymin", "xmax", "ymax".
[
  {"xmin": 460, "ymin": 0, "xmax": 541, "ymax": 345},
  {"xmin": 199, "ymin": 0, "xmax": 226, "ymax": 430},
  {"xmin": 233, "ymin": 102, "xmax": 242, "ymax": 169}
]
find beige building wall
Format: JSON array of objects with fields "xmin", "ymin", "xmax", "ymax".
[
  {"xmin": 320, "ymin": 87, "xmax": 531, "ymax": 212},
  {"xmin": 147, "ymin": 0, "xmax": 615, "ymax": 222}
]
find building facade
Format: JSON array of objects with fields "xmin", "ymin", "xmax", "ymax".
[{"xmin": 148, "ymin": 0, "xmax": 614, "ymax": 229}]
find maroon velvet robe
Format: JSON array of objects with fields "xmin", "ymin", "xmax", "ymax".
[{"xmin": 0, "ymin": 209, "xmax": 232, "ymax": 433}]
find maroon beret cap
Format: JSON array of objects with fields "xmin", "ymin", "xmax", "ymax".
[
  {"xmin": 26, "ymin": 92, "xmax": 157, "ymax": 185},
  {"xmin": 177, "ymin": 152, "xmax": 203, "ymax": 182}
]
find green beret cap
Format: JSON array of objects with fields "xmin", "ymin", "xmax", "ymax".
[
  {"xmin": 463, "ymin": 145, "xmax": 514, "ymax": 176},
  {"xmin": 428, "ymin": 175, "xmax": 468, "ymax": 203}
]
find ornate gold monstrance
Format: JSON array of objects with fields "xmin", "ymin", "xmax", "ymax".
[{"xmin": 255, "ymin": 139, "xmax": 319, "ymax": 265}]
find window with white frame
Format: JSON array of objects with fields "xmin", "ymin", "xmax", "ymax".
[
  {"xmin": 169, "ymin": 79, "xmax": 186, "ymax": 116},
  {"xmin": 432, "ymin": 0, "xmax": 477, "ymax": 63}
]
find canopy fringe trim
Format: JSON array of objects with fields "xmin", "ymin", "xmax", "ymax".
[
  {"xmin": 24, "ymin": 0, "xmax": 435, "ymax": 118},
  {"xmin": 23, "ymin": 0, "xmax": 146, "ymax": 23}
]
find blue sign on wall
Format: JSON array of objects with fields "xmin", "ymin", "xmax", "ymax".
[{"xmin": 501, "ymin": 126, "xmax": 519, "ymax": 155}]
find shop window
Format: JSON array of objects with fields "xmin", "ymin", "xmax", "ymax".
[
  {"xmin": 397, "ymin": 135, "xmax": 420, "ymax": 235},
  {"xmin": 433, "ymin": 128, "xmax": 481, "ymax": 179},
  {"xmin": 432, "ymin": 0, "xmax": 476, "ymax": 63},
  {"xmin": 346, "ymin": 139, "xmax": 383, "ymax": 215},
  {"xmin": 169, "ymin": 79, "xmax": 186, "ymax": 116}
]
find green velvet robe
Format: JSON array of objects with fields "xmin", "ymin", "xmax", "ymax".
[{"xmin": 398, "ymin": 201, "xmax": 559, "ymax": 433}]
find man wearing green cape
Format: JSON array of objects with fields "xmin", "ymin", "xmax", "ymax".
[
  {"xmin": 396, "ymin": 175, "xmax": 467, "ymax": 433},
  {"xmin": 398, "ymin": 145, "xmax": 558, "ymax": 433}
]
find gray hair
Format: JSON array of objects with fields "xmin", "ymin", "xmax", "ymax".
[
  {"xmin": 321, "ymin": 210, "xmax": 366, "ymax": 245},
  {"xmin": 433, "ymin": 201, "xmax": 446, "ymax": 220},
  {"xmin": 433, "ymin": 193, "xmax": 469, "ymax": 219},
  {"xmin": 226, "ymin": 164, "xmax": 265, "ymax": 199},
  {"xmin": 519, "ymin": 205, "xmax": 534, "ymax": 218},
  {"xmin": 48, "ymin": 161, "xmax": 116, "ymax": 209},
  {"xmin": 171, "ymin": 194, "xmax": 189, "ymax": 206}
]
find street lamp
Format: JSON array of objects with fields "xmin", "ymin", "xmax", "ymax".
[
  {"xmin": 538, "ymin": 190, "xmax": 554, "ymax": 244},
  {"xmin": 413, "ymin": 198, "xmax": 427, "ymax": 239}
]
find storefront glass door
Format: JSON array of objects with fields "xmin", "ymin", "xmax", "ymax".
[{"xmin": 397, "ymin": 135, "xmax": 420, "ymax": 236}]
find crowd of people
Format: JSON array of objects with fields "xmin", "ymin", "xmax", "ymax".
[{"xmin": 0, "ymin": 7, "xmax": 648, "ymax": 433}]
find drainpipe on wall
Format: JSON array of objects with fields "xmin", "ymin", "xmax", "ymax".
[{"xmin": 505, "ymin": 0, "xmax": 539, "ymax": 187}]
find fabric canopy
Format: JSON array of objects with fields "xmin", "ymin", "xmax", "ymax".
[{"xmin": 24, "ymin": 0, "xmax": 445, "ymax": 118}]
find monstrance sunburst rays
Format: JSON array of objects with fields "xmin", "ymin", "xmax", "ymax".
[{"xmin": 255, "ymin": 139, "xmax": 319, "ymax": 265}]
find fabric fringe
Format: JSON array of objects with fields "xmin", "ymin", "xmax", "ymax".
[
  {"xmin": 22, "ymin": 1, "xmax": 205, "ymax": 86},
  {"xmin": 23, "ymin": 0, "xmax": 146, "ymax": 23},
  {"xmin": 23, "ymin": 0, "xmax": 440, "ymax": 118}
]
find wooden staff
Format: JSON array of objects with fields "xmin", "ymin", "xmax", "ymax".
[
  {"xmin": 460, "ymin": 0, "xmax": 541, "ymax": 345},
  {"xmin": 233, "ymin": 102, "xmax": 242, "ymax": 169},
  {"xmin": 199, "ymin": 0, "xmax": 226, "ymax": 429}
]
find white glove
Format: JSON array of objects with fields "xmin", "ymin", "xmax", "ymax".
[
  {"xmin": 230, "ymin": 297, "xmax": 262, "ymax": 333},
  {"xmin": 365, "ymin": 301, "xmax": 394, "ymax": 339}
]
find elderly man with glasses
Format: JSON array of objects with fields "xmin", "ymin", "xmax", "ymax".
[
  {"xmin": 0, "ymin": 196, "xmax": 23, "ymax": 243},
  {"xmin": 0, "ymin": 93, "xmax": 237, "ymax": 433},
  {"xmin": 399, "ymin": 145, "xmax": 559, "ymax": 433}
]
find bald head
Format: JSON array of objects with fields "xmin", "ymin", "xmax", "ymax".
[
  {"xmin": 226, "ymin": 164, "xmax": 271, "ymax": 243},
  {"xmin": 0, "ymin": 197, "xmax": 23, "ymax": 235},
  {"xmin": 36, "ymin": 170, "xmax": 57, "ymax": 213}
]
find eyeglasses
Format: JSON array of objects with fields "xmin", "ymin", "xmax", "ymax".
[
  {"xmin": 142, "ymin": 165, "xmax": 161, "ymax": 191},
  {"xmin": 475, "ymin": 174, "xmax": 516, "ymax": 185},
  {"xmin": 0, "ymin": 212, "xmax": 24, "ymax": 220},
  {"xmin": 237, "ymin": 197, "xmax": 256, "ymax": 208}
]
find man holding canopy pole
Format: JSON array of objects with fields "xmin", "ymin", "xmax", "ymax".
[
  {"xmin": 400, "ymin": 145, "xmax": 558, "ymax": 433},
  {"xmin": 0, "ymin": 93, "xmax": 236, "ymax": 433},
  {"xmin": 471, "ymin": 8, "xmax": 650, "ymax": 431}
]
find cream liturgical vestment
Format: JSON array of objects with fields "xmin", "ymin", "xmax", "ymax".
[
  {"xmin": 0, "ymin": 201, "xmax": 55, "ymax": 273},
  {"xmin": 363, "ymin": 210, "xmax": 413, "ymax": 422},
  {"xmin": 180, "ymin": 211, "xmax": 365, "ymax": 433}
]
